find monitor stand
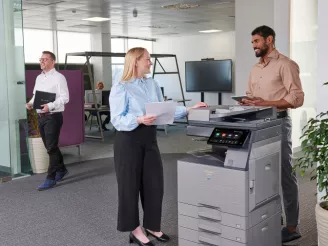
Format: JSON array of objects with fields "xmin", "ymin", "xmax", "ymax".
[{"xmin": 201, "ymin": 92, "xmax": 222, "ymax": 105}]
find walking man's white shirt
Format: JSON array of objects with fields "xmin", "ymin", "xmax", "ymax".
[{"xmin": 28, "ymin": 68, "xmax": 69, "ymax": 113}]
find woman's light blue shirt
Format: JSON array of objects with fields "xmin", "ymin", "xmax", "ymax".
[{"xmin": 109, "ymin": 77, "xmax": 187, "ymax": 131}]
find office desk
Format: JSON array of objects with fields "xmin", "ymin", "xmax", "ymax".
[{"xmin": 84, "ymin": 106, "xmax": 110, "ymax": 141}]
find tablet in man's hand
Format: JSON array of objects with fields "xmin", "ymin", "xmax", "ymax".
[{"xmin": 231, "ymin": 95, "xmax": 250, "ymax": 102}]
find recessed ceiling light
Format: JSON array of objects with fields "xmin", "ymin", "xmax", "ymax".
[
  {"xmin": 82, "ymin": 17, "xmax": 110, "ymax": 22},
  {"xmin": 199, "ymin": 29, "xmax": 222, "ymax": 33}
]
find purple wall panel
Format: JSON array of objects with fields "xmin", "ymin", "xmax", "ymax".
[{"xmin": 25, "ymin": 70, "xmax": 85, "ymax": 147}]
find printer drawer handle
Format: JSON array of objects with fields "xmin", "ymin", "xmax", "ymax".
[
  {"xmin": 198, "ymin": 204, "xmax": 221, "ymax": 221},
  {"xmin": 199, "ymin": 236, "xmax": 220, "ymax": 246},
  {"xmin": 198, "ymin": 224, "xmax": 221, "ymax": 234},
  {"xmin": 261, "ymin": 226, "xmax": 269, "ymax": 232},
  {"xmin": 265, "ymin": 163, "xmax": 271, "ymax": 170},
  {"xmin": 261, "ymin": 213, "xmax": 268, "ymax": 219},
  {"xmin": 198, "ymin": 211, "xmax": 221, "ymax": 221}
]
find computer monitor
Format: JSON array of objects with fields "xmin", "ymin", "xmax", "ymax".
[
  {"xmin": 101, "ymin": 90, "xmax": 110, "ymax": 106},
  {"xmin": 85, "ymin": 90, "xmax": 102, "ymax": 105}
]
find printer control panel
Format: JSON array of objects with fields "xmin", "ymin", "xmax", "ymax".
[{"xmin": 207, "ymin": 128, "xmax": 250, "ymax": 147}]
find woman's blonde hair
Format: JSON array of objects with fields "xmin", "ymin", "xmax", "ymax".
[{"xmin": 120, "ymin": 47, "xmax": 147, "ymax": 82}]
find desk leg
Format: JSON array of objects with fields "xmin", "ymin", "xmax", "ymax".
[
  {"xmin": 89, "ymin": 114, "xmax": 92, "ymax": 130},
  {"xmin": 77, "ymin": 145, "xmax": 81, "ymax": 155},
  {"xmin": 97, "ymin": 111, "xmax": 104, "ymax": 142}
]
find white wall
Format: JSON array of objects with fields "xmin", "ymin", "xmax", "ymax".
[{"xmin": 153, "ymin": 31, "xmax": 236, "ymax": 107}]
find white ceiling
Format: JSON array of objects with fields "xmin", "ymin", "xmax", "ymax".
[{"xmin": 21, "ymin": 0, "xmax": 235, "ymax": 39}]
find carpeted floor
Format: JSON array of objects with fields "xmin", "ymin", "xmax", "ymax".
[
  {"xmin": 61, "ymin": 124, "xmax": 209, "ymax": 164},
  {"xmin": 0, "ymin": 152, "xmax": 318, "ymax": 246}
]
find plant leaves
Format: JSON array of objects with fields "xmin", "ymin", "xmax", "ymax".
[{"xmin": 297, "ymin": 107, "xmax": 328, "ymax": 201}]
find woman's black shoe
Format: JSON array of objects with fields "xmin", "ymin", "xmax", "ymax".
[
  {"xmin": 129, "ymin": 232, "xmax": 154, "ymax": 246},
  {"xmin": 145, "ymin": 230, "xmax": 170, "ymax": 242}
]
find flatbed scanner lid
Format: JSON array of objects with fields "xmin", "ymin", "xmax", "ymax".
[
  {"xmin": 187, "ymin": 105, "xmax": 281, "ymax": 131},
  {"xmin": 210, "ymin": 106, "xmax": 269, "ymax": 118}
]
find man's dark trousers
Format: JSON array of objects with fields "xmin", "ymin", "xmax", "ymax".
[{"xmin": 38, "ymin": 112, "xmax": 66, "ymax": 180}]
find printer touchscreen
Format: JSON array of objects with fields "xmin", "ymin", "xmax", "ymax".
[{"xmin": 207, "ymin": 128, "xmax": 250, "ymax": 147}]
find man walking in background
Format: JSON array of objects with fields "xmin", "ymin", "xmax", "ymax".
[{"xmin": 26, "ymin": 51, "xmax": 69, "ymax": 191}]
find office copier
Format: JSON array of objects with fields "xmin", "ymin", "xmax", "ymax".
[{"xmin": 178, "ymin": 106, "xmax": 282, "ymax": 246}]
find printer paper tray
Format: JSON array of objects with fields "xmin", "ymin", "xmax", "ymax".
[{"xmin": 179, "ymin": 211, "xmax": 281, "ymax": 246}]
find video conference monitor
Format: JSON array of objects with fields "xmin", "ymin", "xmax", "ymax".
[{"xmin": 185, "ymin": 59, "xmax": 233, "ymax": 92}]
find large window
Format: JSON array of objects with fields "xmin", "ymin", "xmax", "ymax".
[
  {"xmin": 23, "ymin": 29, "xmax": 53, "ymax": 63},
  {"xmin": 111, "ymin": 38, "xmax": 125, "ymax": 63},
  {"xmin": 57, "ymin": 31, "xmax": 91, "ymax": 63},
  {"xmin": 111, "ymin": 38, "xmax": 125, "ymax": 84},
  {"xmin": 22, "ymin": 29, "xmax": 154, "ymax": 85}
]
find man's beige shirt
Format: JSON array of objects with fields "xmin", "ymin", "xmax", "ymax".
[{"xmin": 246, "ymin": 49, "xmax": 304, "ymax": 108}]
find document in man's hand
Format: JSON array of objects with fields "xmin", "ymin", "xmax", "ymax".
[
  {"xmin": 33, "ymin": 90, "xmax": 56, "ymax": 109},
  {"xmin": 145, "ymin": 102, "xmax": 177, "ymax": 125}
]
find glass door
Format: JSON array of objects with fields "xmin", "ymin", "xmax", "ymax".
[{"xmin": 0, "ymin": 0, "xmax": 30, "ymax": 181}]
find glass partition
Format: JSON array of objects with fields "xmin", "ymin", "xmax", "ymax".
[{"xmin": 0, "ymin": 0, "xmax": 30, "ymax": 180}]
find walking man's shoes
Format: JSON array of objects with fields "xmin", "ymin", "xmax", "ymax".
[
  {"xmin": 37, "ymin": 179, "xmax": 56, "ymax": 191},
  {"xmin": 55, "ymin": 170, "xmax": 69, "ymax": 182}
]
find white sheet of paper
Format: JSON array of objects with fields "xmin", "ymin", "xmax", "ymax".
[{"xmin": 145, "ymin": 102, "xmax": 177, "ymax": 125}]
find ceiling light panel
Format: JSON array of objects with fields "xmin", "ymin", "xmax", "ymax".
[
  {"xmin": 199, "ymin": 29, "xmax": 222, "ymax": 33},
  {"xmin": 82, "ymin": 17, "xmax": 111, "ymax": 22},
  {"xmin": 54, "ymin": 2, "xmax": 87, "ymax": 8}
]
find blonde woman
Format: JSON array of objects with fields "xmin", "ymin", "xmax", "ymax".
[{"xmin": 109, "ymin": 47, "xmax": 207, "ymax": 246}]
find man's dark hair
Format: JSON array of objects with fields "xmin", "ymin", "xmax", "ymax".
[
  {"xmin": 251, "ymin": 25, "xmax": 276, "ymax": 43},
  {"xmin": 42, "ymin": 51, "xmax": 56, "ymax": 61}
]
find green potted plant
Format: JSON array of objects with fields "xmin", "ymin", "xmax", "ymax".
[
  {"xmin": 295, "ymin": 82, "xmax": 328, "ymax": 245},
  {"xmin": 27, "ymin": 99, "xmax": 48, "ymax": 174}
]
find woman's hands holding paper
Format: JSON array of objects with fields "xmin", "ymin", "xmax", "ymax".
[{"xmin": 137, "ymin": 115, "xmax": 157, "ymax": 125}]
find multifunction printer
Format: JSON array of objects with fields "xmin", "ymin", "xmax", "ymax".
[{"xmin": 178, "ymin": 106, "xmax": 282, "ymax": 246}]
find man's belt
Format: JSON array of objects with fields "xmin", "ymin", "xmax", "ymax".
[
  {"xmin": 277, "ymin": 111, "xmax": 288, "ymax": 119},
  {"xmin": 38, "ymin": 112, "xmax": 61, "ymax": 118}
]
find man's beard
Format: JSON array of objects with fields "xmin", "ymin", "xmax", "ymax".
[{"xmin": 255, "ymin": 44, "xmax": 269, "ymax": 57}]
